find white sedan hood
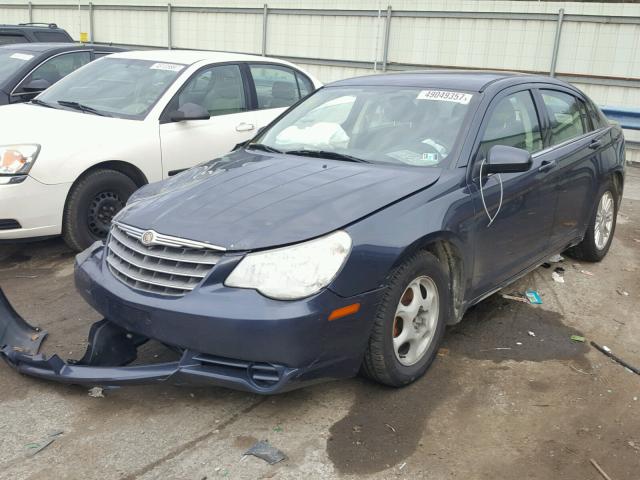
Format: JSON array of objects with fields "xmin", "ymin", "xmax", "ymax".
[{"xmin": 0, "ymin": 103, "xmax": 156, "ymax": 185}]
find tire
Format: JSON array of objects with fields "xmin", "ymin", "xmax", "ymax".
[
  {"xmin": 568, "ymin": 184, "xmax": 618, "ymax": 263},
  {"xmin": 62, "ymin": 169, "xmax": 138, "ymax": 252},
  {"xmin": 361, "ymin": 251, "xmax": 450, "ymax": 387}
]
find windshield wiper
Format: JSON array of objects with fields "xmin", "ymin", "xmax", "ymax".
[
  {"xmin": 285, "ymin": 149, "xmax": 369, "ymax": 163},
  {"xmin": 246, "ymin": 143, "xmax": 283, "ymax": 154},
  {"xmin": 30, "ymin": 98, "xmax": 57, "ymax": 109},
  {"xmin": 57, "ymin": 100, "xmax": 112, "ymax": 117}
]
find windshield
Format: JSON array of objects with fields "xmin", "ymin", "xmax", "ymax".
[
  {"xmin": 0, "ymin": 50, "xmax": 35, "ymax": 85},
  {"xmin": 255, "ymin": 86, "xmax": 475, "ymax": 167},
  {"xmin": 38, "ymin": 57, "xmax": 185, "ymax": 119}
]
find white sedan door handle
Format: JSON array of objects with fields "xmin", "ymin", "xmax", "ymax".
[{"xmin": 236, "ymin": 122, "xmax": 255, "ymax": 132}]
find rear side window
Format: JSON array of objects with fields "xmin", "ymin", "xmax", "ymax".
[
  {"xmin": 479, "ymin": 90, "xmax": 543, "ymax": 157},
  {"xmin": 249, "ymin": 64, "xmax": 301, "ymax": 109},
  {"xmin": 586, "ymin": 100, "xmax": 608, "ymax": 129},
  {"xmin": 17, "ymin": 51, "xmax": 91, "ymax": 92},
  {"xmin": 33, "ymin": 31, "xmax": 72, "ymax": 42},
  {"xmin": 296, "ymin": 72, "xmax": 314, "ymax": 98},
  {"xmin": 541, "ymin": 90, "xmax": 588, "ymax": 145},
  {"xmin": 0, "ymin": 34, "xmax": 28, "ymax": 45}
]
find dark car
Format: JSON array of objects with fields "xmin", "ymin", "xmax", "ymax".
[
  {"xmin": 0, "ymin": 43, "xmax": 126, "ymax": 105},
  {"xmin": 0, "ymin": 23, "xmax": 73, "ymax": 45},
  {"xmin": 0, "ymin": 71, "xmax": 625, "ymax": 394}
]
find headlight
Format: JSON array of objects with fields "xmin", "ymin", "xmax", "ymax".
[
  {"xmin": 0, "ymin": 144, "xmax": 40, "ymax": 175},
  {"xmin": 225, "ymin": 230, "xmax": 352, "ymax": 300}
]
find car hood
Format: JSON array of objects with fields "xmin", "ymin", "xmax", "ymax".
[{"xmin": 116, "ymin": 149, "xmax": 441, "ymax": 251}]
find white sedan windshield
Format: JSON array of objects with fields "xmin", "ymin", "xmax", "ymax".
[
  {"xmin": 257, "ymin": 86, "xmax": 474, "ymax": 167},
  {"xmin": 38, "ymin": 58, "xmax": 185, "ymax": 119}
]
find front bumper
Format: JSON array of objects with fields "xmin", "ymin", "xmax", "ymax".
[
  {"xmin": 0, "ymin": 176, "xmax": 70, "ymax": 239},
  {"xmin": 0, "ymin": 243, "xmax": 384, "ymax": 394}
]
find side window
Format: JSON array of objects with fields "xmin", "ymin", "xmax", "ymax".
[
  {"xmin": 18, "ymin": 51, "xmax": 91, "ymax": 91},
  {"xmin": 479, "ymin": 90, "xmax": 543, "ymax": 158},
  {"xmin": 175, "ymin": 64, "xmax": 246, "ymax": 117},
  {"xmin": 33, "ymin": 31, "xmax": 72, "ymax": 42},
  {"xmin": 541, "ymin": 90, "xmax": 587, "ymax": 146},
  {"xmin": 586, "ymin": 100, "xmax": 607, "ymax": 130},
  {"xmin": 296, "ymin": 72, "xmax": 314, "ymax": 98},
  {"xmin": 249, "ymin": 64, "xmax": 300, "ymax": 109},
  {"xmin": 94, "ymin": 52, "xmax": 116, "ymax": 59},
  {"xmin": 0, "ymin": 34, "xmax": 28, "ymax": 45}
]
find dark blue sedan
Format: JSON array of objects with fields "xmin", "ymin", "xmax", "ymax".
[{"xmin": 0, "ymin": 71, "xmax": 625, "ymax": 393}]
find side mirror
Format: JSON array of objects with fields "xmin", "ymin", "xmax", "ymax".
[
  {"xmin": 170, "ymin": 103, "xmax": 210, "ymax": 122},
  {"xmin": 485, "ymin": 145, "xmax": 532, "ymax": 174},
  {"xmin": 22, "ymin": 78, "xmax": 52, "ymax": 93}
]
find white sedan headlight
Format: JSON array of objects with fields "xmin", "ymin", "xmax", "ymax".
[
  {"xmin": 0, "ymin": 144, "xmax": 40, "ymax": 175},
  {"xmin": 225, "ymin": 231, "xmax": 352, "ymax": 300}
]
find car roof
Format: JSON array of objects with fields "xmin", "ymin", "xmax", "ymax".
[
  {"xmin": 327, "ymin": 70, "xmax": 568, "ymax": 92},
  {"xmin": 108, "ymin": 49, "xmax": 290, "ymax": 66},
  {"xmin": 0, "ymin": 42, "xmax": 124, "ymax": 53}
]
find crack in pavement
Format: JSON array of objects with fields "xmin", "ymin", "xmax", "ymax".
[{"xmin": 122, "ymin": 396, "xmax": 268, "ymax": 480}]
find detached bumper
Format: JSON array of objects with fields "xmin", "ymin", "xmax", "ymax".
[
  {"xmin": 0, "ymin": 289, "xmax": 309, "ymax": 393},
  {"xmin": 1, "ymin": 245, "xmax": 383, "ymax": 393}
]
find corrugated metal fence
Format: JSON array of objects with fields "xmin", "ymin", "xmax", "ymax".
[{"xmin": 1, "ymin": 0, "xmax": 639, "ymax": 160}]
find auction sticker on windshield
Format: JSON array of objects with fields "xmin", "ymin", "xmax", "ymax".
[
  {"xmin": 417, "ymin": 90, "xmax": 472, "ymax": 104},
  {"xmin": 10, "ymin": 53, "xmax": 34, "ymax": 61},
  {"xmin": 150, "ymin": 63, "xmax": 185, "ymax": 72}
]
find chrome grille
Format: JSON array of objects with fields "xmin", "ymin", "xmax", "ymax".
[{"xmin": 106, "ymin": 223, "xmax": 224, "ymax": 296}]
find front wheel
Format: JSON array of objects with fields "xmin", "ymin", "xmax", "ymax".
[
  {"xmin": 569, "ymin": 187, "xmax": 618, "ymax": 262},
  {"xmin": 62, "ymin": 169, "xmax": 138, "ymax": 252},
  {"xmin": 361, "ymin": 251, "xmax": 449, "ymax": 387}
]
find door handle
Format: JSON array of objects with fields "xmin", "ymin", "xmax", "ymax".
[
  {"xmin": 588, "ymin": 139, "xmax": 602, "ymax": 150},
  {"xmin": 236, "ymin": 123, "xmax": 255, "ymax": 132},
  {"xmin": 538, "ymin": 160, "xmax": 556, "ymax": 173}
]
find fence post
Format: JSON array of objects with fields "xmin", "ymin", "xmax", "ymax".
[
  {"xmin": 28, "ymin": 1, "xmax": 33, "ymax": 23},
  {"xmin": 262, "ymin": 4, "xmax": 268, "ymax": 56},
  {"xmin": 167, "ymin": 3, "xmax": 173, "ymax": 50},
  {"xmin": 550, "ymin": 8, "xmax": 564, "ymax": 77},
  {"xmin": 382, "ymin": 5, "xmax": 392, "ymax": 72},
  {"xmin": 89, "ymin": 2, "xmax": 94, "ymax": 43}
]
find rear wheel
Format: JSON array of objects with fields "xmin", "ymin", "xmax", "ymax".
[
  {"xmin": 361, "ymin": 251, "xmax": 449, "ymax": 387},
  {"xmin": 62, "ymin": 169, "xmax": 137, "ymax": 252},
  {"xmin": 569, "ymin": 186, "xmax": 617, "ymax": 262}
]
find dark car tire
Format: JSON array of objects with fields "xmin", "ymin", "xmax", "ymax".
[
  {"xmin": 62, "ymin": 169, "xmax": 137, "ymax": 252},
  {"xmin": 361, "ymin": 251, "xmax": 450, "ymax": 387},
  {"xmin": 568, "ymin": 184, "xmax": 618, "ymax": 263}
]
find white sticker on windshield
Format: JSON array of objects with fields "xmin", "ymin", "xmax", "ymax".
[
  {"xmin": 150, "ymin": 62, "xmax": 185, "ymax": 72},
  {"xmin": 416, "ymin": 90, "xmax": 472, "ymax": 104},
  {"xmin": 10, "ymin": 53, "xmax": 34, "ymax": 61}
]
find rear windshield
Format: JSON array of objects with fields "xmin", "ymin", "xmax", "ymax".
[{"xmin": 0, "ymin": 49, "xmax": 35, "ymax": 85}]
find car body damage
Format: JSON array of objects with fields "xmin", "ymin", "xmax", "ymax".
[{"xmin": 0, "ymin": 288, "xmax": 309, "ymax": 393}]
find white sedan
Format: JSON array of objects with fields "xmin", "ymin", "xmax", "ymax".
[{"xmin": 0, "ymin": 50, "xmax": 320, "ymax": 250}]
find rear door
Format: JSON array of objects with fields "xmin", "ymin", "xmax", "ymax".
[
  {"xmin": 537, "ymin": 88, "xmax": 605, "ymax": 248},
  {"xmin": 159, "ymin": 63, "xmax": 256, "ymax": 177},
  {"xmin": 469, "ymin": 87, "xmax": 557, "ymax": 294}
]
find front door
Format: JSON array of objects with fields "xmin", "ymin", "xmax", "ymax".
[
  {"xmin": 159, "ymin": 63, "xmax": 256, "ymax": 177},
  {"xmin": 469, "ymin": 88, "xmax": 558, "ymax": 296}
]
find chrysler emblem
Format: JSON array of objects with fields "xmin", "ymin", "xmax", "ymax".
[{"xmin": 141, "ymin": 230, "xmax": 156, "ymax": 246}]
